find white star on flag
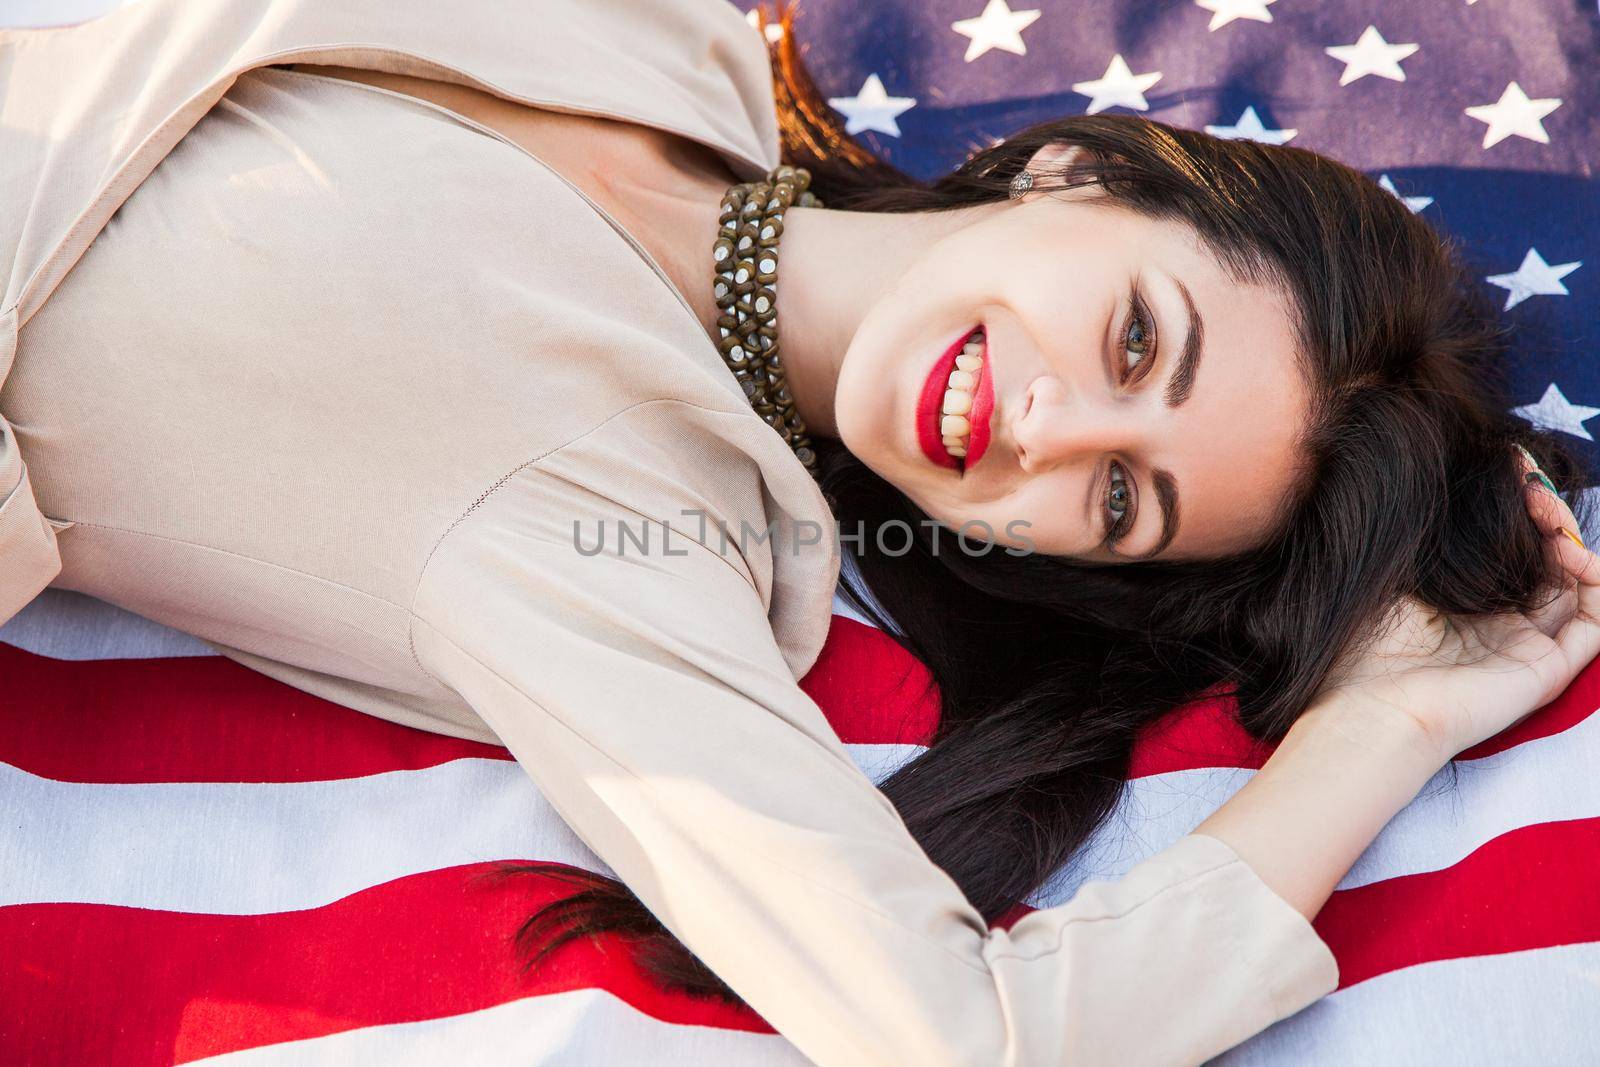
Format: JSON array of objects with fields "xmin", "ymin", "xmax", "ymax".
[
  {"xmin": 827, "ymin": 74, "xmax": 918, "ymax": 137},
  {"xmin": 1072, "ymin": 55, "xmax": 1162, "ymax": 114},
  {"xmin": 952, "ymin": 0, "xmax": 1042, "ymax": 62},
  {"xmin": 1205, "ymin": 106, "xmax": 1296, "ymax": 144},
  {"xmin": 1324, "ymin": 25, "xmax": 1418, "ymax": 85},
  {"xmin": 1195, "ymin": 0, "xmax": 1275, "ymax": 31},
  {"xmin": 1486, "ymin": 249, "xmax": 1581, "ymax": 310},
  {"xmin": 1377, "ymin": 174, "xmax": 1434, "ymax": 213},
  {"xmin": 1513, "ymin": 383, "xmax": 1600, "ymax": 441},
  {"xmin": 1465, "ymin": 82, "xmax": 1562, "ymax": 148}
]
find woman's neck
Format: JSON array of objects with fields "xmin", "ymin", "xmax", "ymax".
[
  {"xmin": 774, "ymin": 204, "xmax": 976, "ymax": 440},
  {"xmin": 604, "ymin": 171, "xmax": 735, "ymax": 356},
  {"xmin": 621, "ymin": 174, "xmax": 979, "ymax": 443}
]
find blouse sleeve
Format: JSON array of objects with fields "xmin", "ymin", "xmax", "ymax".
[
  {"xmin": 407, "ymin": 461, "xmax": 1338, "ymax": 1067},
  {"xmin": 0, "ymin": 310, "xmax": 69, "ymax": 626}
]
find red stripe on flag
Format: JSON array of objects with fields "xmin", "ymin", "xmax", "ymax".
[
  {"xmin": 0, "ymin": 862, "xmax": 776, "ymax": 1067},
  {"xmin": 1127, "ymin": 692, "xmax": 1272, "ymax": 779},
  {"xmin": 5, "ymin": 607, "xmax": 1594, "ymax": 786},
  {"xmin": 798, "ymin": 615, "xmax": 940, "ymax": 746},
  {"xmin": 0, "ymin": 617, "xmax": 940, "ymax": 784},
  {"xmin": 1128, "ymin": 656, "xmax": 1600, "ymax": 779},
  {"xmin": 1314, "ymin": 816, "xmax": 1600, "ymax": 989},
  {"xmin": 0, "ymin": 643, "xmax": 511, "ymax": 783}
]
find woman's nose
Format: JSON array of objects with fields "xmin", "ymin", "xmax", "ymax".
[{"xmin": 1012, "ymin": 375, "xmax": 1128, "ymax": 475}]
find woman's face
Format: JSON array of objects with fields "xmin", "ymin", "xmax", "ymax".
[{"xmin": 833, "ymin": 146, "xmax": 1312, "ymax": 562}]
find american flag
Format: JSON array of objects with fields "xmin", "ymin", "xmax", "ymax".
[{"xmin": 4, "ymin": 0, "xmax": 1600, "ymax": 1064}]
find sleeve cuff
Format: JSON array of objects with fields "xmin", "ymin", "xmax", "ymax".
[
  {"xmin": 0, "ymin": 436, "xmax": 65, "ymax": 626},
  {"xmin": 1186, "ymin": 831, "xmax": 1341, "ymax": 1025}
]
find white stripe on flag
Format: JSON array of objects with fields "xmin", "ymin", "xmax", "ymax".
[
  {"xmin": 0, "ymin": 744, "xmax": 925, "ymax": 913},
  {"xmin": 8, "ymin": 698, "xmax": 1598, "ymax": 917},
  {"xmin": 0, "ymin": 588, "xmax": 215, "ymax": 660},
  {"xmin": 1218, "ymin": 940, "xmax": 1600, "ymax": 1066}
]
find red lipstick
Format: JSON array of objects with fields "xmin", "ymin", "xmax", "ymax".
[{"xmin": 915, "ymin": 327, "xmax": 993, "ymax": 473}]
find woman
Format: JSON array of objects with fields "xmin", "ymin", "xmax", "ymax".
[{"xmin": 0, "ymin": 0, "xmax": 1594, "ymax": 1063}]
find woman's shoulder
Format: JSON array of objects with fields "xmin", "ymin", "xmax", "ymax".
[{"xmin": 2, "ymin": 0, "xmax": 780, "ymax": 323}]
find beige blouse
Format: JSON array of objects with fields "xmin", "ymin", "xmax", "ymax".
[{"xmin": 0, "ymin": 1, "xmax": 1338, "ymax": 1063}]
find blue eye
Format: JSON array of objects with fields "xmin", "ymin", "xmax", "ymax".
[
  {"xmin": 1122, "ymin": 294, "xmax": 1156, "ymax": 382},
  {"xmin": 1106, "ymin": 460, "xmax": 1135, "ymax": 542}
]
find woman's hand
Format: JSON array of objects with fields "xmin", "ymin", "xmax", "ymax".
[{"xmin": 1317, "ymin": 453, "xmax": 1600, "ymax": 763}]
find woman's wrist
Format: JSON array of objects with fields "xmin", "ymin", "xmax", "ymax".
[
  {"xmin": 1194, "ymin": 688, "xmax": 1446, "ymax": 921},
  {"xmin": 1291, "ymin": 685, "xmax": 1456, "ymax": 772}
]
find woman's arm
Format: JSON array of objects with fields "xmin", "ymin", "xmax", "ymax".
[
  {"xmin": 1195, "ymin": 694, "xmax": 1441, "ymax": 921},
  {"xmin": 1204, "ymin": 468, "xmax": 1600, "ymax": 924}
]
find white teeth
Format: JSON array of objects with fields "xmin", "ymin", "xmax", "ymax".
[
  {"xmin": 937, "ymin": 330, "xmax": 985, "ymax": 463},
  {"xmin": 942, "ymin": 389, "xmax": 972, "ymax": 416}
]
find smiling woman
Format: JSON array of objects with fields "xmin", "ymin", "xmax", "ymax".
[
  {"xmin": 493, "ymin": 0, "xmax": 1599, "ymax": 1034},
  {"xmin": 707, "ymin": 134, "xmax": 1315, "ymax": 563}
]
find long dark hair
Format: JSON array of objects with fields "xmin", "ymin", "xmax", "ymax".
[{"xmin": 485, "ymin": 0, "xmax": 1590, "ymax": 1005}]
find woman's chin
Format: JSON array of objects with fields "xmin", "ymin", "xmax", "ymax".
[{"xmin": 832, "ymin": 421, "xmax": 892, "ymax": 479}]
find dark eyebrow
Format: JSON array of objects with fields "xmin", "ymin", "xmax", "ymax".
[
  {"xmin": 1128, "ymin": 468, "xmax": 1181, "ymax": 559},
  {"xmin": 1164, "ymin": 276, "xmax": 1204, "ymax": 408}
]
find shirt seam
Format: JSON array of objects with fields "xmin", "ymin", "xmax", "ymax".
[{"xmin": 49, "ymin": 518, "xmax": 407, "ymax": 609}]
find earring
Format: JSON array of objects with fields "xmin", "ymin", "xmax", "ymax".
[{"xmin": 1008, "ymin": 170, "xmax": 1034, "ymax": 200}]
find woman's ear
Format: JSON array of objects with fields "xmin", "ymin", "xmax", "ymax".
[
  {"xmin": 1023, "ymin": 142, "xmax": 1088, "ymax": 177},
  {"xmin": 1012, "ymin": 143, "xmax": 1098, "ymax": 204}
]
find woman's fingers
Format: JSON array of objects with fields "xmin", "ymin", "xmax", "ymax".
[
  {"xmin": 1524, "ymin": 484, "xmax": 1600, "ymax": 586},
  {"xmin": 1517, "ymin": 444, "xmax": 1587, "ymax": 540},
  {"xmin": 1555, "ymin": 524, "xmax": 1600, "ymax": 586},
  {"xmin": 1523, "ymin": 484, "xmax": 1577, "ymax": 599},
  {"xmin": 1522, "ymin": 481, "xmax": 1569, "ymax": 540},
  {"xmin": 1522, "ymin": 478, "xmax": 1560, "ymax": 529}
]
